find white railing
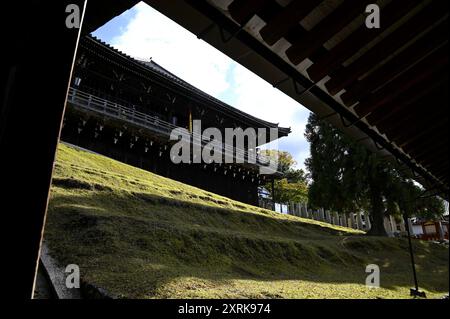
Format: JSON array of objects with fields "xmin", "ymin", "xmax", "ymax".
[{"xmin": 67, "ymin": 87, "xmax": 275, "ymax": 171}]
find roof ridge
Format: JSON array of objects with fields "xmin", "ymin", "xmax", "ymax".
[{"xmin": 85, "ymin": 34, "xmax": 290, "ymax": 133}]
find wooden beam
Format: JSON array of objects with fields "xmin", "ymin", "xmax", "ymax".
[
  {"xmin": 412, "ymin": 155, "xmax": 448, "ymax": 183},
  {"xmin": 385, "ymin": 114, "xmax": 447, "ymax": 153},
  {"xmin": 397, "ymin": 117, "xmax": 447, "ymax": 149},
  {"xmin": 417, "ymin": 148, "xmax": 448, "ymax": 168},
  {"xmin": 325, "ymin": 1, "xmax": 448, "ymax": 95},
  {"xmin": 404, "ymin": 130, "xmax": 448, "ymax": 158},
  {"xmin": 82, "ymin": 0, "xmax": 138, "ymax": 34},
  {"xmin": 257, "ymin": 0, "xmax": 310, "ymax": 51},
  {"xmin": 419, "ymin": 164, "xmax": 447, "ymax": 184},
  {"xmin": 407, "ymin": 139, "xmax": 448, "ymax": 163},
  {"xmin": 426, "ymin": 164, "xmax": 449, "ymax": 181},
  {"xmin": 286, "ymin": 0, "xmax": 368, "ymax": 65},
  {"xmin": 381, "ymin": 93, "xmax": 446, "ymax": 139},
  {"xmin": 371, "ymin": 75, "xmax": 447, "ymax": 133},
  {"xmin": 414, "ymin": 147, "xmax": 448, "ymax": 170},
  {"xmin": 306, "ymin": 0, "xmax": 422, "ymax": 82},
  {"xmin": 1, "ymin": 0, "xmax": 87, "ymax": 299},
  {"xmin": 228, "ymin": 0, "xmax": 271, "ymax": 25},
  {"xmin": 341, "ymin": 20, "xmax": 448, "ymax": 106},
  {"xmin": 259, "ymin": 0, "xmax": 321, "ymax": 46},
  {"xmin": 353, "ymin": 44, "xmax": 448, "ymax": 117},
  {"xmin": 367, "ymin": 76, "xmax": 448, "ymax": 126}
]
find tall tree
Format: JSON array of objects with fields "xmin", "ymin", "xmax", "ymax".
[
  {"xmin": 261, "ymin": 150, "xmax": 308, "ymax": 204},
  {"xmin": 304, "ymin": 113, "xmax": 444, "ymax": 236},
  {"xmin": 305, "ymin": 113, "xmax": 368, "ymax": 221},
  {"xmin": 385, "ymin": 177, "xmax": 445, "ymax": 221}
]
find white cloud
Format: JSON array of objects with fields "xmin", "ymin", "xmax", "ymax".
[
  {"xmin": 110, "ymin": 2, "xmax": 232, "ymax": 98},
  {"xmin": 105, "ymin": 2, "xmax": 311, "ymax": 170},
  {"xmin": 231, "ymin": 66, "xmax": 310, "ymax": 169}
]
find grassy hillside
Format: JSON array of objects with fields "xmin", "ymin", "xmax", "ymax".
[{"xmin": 42, "ymin": 143, "xmax": 449, "ymax": 298}]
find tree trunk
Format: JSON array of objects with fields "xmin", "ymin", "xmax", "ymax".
[
  {"xmin": 367, "ymin": 200, "xmax": 387, "ymax": 236},
  {"xmin": 366, "ymin": 160, "xmax": 388, "ymax": 236}
]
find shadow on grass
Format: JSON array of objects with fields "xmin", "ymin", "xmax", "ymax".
[{"xmin": 42, "ymin": 189, "xmax": 449, "ymax": 298}]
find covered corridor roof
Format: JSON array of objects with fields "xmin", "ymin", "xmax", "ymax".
[{"xmin": 82, "ymin": 0, "xmax": 449, "ymax": 198}]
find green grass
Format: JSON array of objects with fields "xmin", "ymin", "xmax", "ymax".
[{"xmin": 43, "ymin": 143, "xmax": 449, "ymax": 299}]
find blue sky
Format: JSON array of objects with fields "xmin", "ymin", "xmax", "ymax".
[{"xmin": 92, "ymin": 2, "xmax": 311, "ymax": 170}]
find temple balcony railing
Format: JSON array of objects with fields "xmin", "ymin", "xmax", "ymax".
[
  {"xmin": 68, "ymin": 87, "xmax": 175, "ymax": 137},
  {"xmin": 67, "ymin": 87, "xmax": 277, "ymax": 174}
]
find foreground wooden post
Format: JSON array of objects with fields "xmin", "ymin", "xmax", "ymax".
[{"xmin": 1, "ymin": 0, "xmax": 90, "ymax": 298}]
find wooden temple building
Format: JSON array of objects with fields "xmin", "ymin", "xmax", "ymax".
[{"xmin": 62, "ymin": 35, "xmax": 291, "ymax": 205}]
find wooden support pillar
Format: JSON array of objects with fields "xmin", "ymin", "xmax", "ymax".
[
  {"xmin": 188, "ymin": 107, "xmax": 193, "ymax": 133},
  {"xmin": 1, "ymin": 0, "xmax": 89, "ymax": 299}
]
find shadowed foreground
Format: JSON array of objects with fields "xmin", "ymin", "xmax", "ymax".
[{"xmin": 42, "ymin": 144, "xmax": 449, "ymax": 298}]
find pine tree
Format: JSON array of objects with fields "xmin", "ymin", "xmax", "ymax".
[
  {"xmin": 304, "ymin": 113, "xmax": 444, "ymax": 236},
  {"xmin": 262, "ymin": 150, "xmax": 308, "ymax": 204}
]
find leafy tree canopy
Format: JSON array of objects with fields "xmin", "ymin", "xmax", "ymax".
[
  {"xmin": 261, "ymin": 149, "xmax": 308, "ymax": 204},
  {"xmin": 304, "ymin": 113, "xmax": 445, "ymax": 236}
]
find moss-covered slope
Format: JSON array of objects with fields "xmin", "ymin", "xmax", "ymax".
[{"xmin": 43, "ymin": 143, "xmax": 449, "ymax": 298}]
